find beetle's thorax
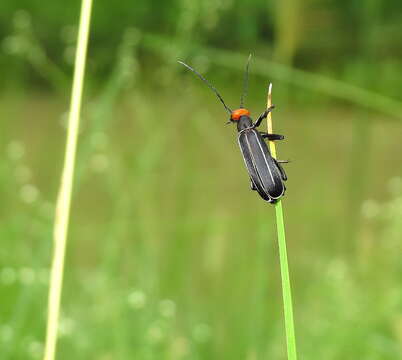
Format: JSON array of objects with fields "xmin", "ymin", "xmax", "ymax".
[{"xmin": 237, "ymin": 115, "xmax": 253, "ymax": 132}]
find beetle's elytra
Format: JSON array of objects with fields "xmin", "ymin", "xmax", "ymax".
[{"xmin": 178, "ymin": 56, "xmax": 287, "ymax": 203}]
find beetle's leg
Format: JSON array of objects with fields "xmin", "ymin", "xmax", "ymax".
[
  {"xmin": 274, "ymin": 159, "xmax": 288, "ymax": 181},
  {"xmin": 260, "ymin": 132, "xmax": 284, "ymax": 140},
  {"xmin": 277, "ymin": 159, "xmax": 290, "ymax": 163},
  {"xmin": 253, "ymin": 105, "xmax": 275, "ymax": 128}
]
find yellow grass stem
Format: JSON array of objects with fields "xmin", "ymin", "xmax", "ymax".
[
  {"xmin": 267, "ymin": 84, "xmax": 297, "ymax": 360},
  {"xmin": 43, "ymin": 0, "xmax": 93, "ymax": 359}
]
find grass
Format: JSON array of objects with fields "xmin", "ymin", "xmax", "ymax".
[
  {"xmin": 141, "ymin": 33, "xmax": 402, "ymax": 120},
  {"xmin": 43, "ymin": 0, "xmax": 93, "ymax": 359},
  {"xmin": 0, "ymin": 90, "xmax": 401, "ymax": 359},
  {"xmin": 267, "ymin": 84, "xmax": 297, "ymax": 360},
  {"xmin": 1, "ymin": 20, "xmax": 402, "ymax": 359}
]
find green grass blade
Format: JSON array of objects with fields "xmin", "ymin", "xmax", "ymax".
[
  {"xmin": 267, "ymin": 84, "xmax": 297, "ymax": 360},
  {"xmin": 275, "ymin": 200, "xmax": 297, "ymax": 360}
]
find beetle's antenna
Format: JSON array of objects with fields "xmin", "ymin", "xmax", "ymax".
[
  {"xmin": 178, "ymin": 61, "xmax": 232, "ymax": 114},
  {"xmin": 240, "ymin": 54, "xmax": 252, "ymax": 108}
]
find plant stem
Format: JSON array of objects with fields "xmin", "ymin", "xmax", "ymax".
[
  {"xmin": 142, "ymin": 33, "xmax": 402, "ymax": 119},
  {"xmin": 43, "ymin": 1, "xmax": 93, "ymax": 359},
  {"xmin": 266, "ymin": 84, "xmax": 297, "ymax": 360}
]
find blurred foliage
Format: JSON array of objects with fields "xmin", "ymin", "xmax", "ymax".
[
  {"xmin": 0, "ymin": 1, "xmax": 402, "ymax": 359},
  {"xmin": 1, "ymin": 82, "xmax": 402, "ymax": 359},
  {"xmin": 1, "ymin": 0, "xmax": 402, "ymax": 99}
]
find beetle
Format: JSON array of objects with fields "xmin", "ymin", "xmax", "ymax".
[{"xmin": 178, "ymin": 56, "xmax": 287, "ymax": 203}]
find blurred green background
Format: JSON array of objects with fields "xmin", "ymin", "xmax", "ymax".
[{"xmin": 1, "ymin": 0, "xmax": 402, "ymax": 359}]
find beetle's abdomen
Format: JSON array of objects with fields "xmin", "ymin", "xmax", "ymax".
[{"xmin": 238, "ymin": 129, "xmax": 285, "ymax": 201}]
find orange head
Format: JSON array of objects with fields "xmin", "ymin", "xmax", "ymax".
[{"xmin": 230, "ymin": 108, "xmax": 250, "ymax": 121}]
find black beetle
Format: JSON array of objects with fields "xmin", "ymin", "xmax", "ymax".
[{"xmin": 178, "ymin": 57, "xmax": 287, "ymax": 203}]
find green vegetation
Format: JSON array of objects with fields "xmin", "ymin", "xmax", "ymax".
[{"xmin": 0, "ymin": 2, "xmax": 402, "ymax": 360}]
